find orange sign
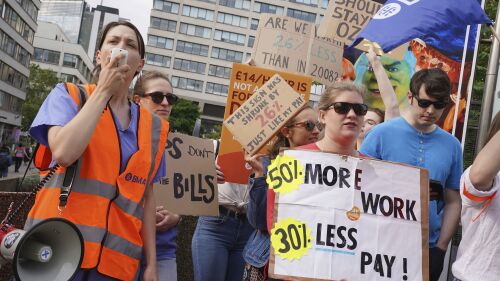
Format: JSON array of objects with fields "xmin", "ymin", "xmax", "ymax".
[{"xmin": 218, "ymin": 64, "xmax": 312, "ymax": 184}]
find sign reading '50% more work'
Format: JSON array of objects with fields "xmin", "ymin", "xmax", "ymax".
[{"xmin": 267, "ymin": 154, "xmax": 312, "ymax": 260}]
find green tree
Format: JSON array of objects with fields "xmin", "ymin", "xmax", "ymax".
[
  {"xmin": 21, "ymin": 64, "xmax": 60, "ymax": 131},
  {"xmin": 170, "ymin": 99, "xmax": 201, "ymax": 134}
]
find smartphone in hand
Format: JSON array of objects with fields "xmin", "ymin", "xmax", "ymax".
[{"xmin": 110, "ymin": 48, "xmax": 128, "ymax": 66}]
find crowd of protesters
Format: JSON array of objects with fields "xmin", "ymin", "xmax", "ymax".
[{"xmin": 20, "ymin": 20, "xmax": 499, "ymax": 281}]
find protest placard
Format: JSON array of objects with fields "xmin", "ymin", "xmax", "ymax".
[
  {"xmin": 317, "ymin": 0, "xmax": 383, "ymax": 45},
  {"xmin": 267, "ymin": 149, "xmax": 429, "ymax": 281},
  {"xmin": 154, "ymin": 132, "xmax": 219, "ymax": 216},
  {"xmin": 252, "ymin": 14, "xmax": 344, "ymax": 86},
  {"xmin": 217, "ymin": 63, "xmax": 312, "ymax": 184},
  {"xmin": 224, "ymin": 74, "xmax": 306, "ymax": 155}
]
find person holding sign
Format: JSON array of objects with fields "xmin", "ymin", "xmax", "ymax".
[
  {"xmin": 25, "ymin": 21, "xmax": 167, "ymax": 281},
  {"xmin": 452, "ymin": 112, "xmax": 500, "ymax": 281},
  {"xmin": 243, "ymin": 105, "xmax": 321, "ymax": 280},
  {"xmin": 361, "ymin": 68, "xmax": 463, "ymax": 281},
  {"xmin": 133, "ymin": 70, "xmax": 180, "ymax": 281}
]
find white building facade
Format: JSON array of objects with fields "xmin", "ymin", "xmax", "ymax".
[{"xmin": 144, "ymin": 0, "xmax": 328, "ymax": 132}]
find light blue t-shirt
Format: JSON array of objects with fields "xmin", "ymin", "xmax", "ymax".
[
  {"xmin": 29, "ymin": 83, "xmax": 166, "ymax": 182},
  {"xmin": 360, "ymin": 117, "xmax": 463, "ymax": 247}
]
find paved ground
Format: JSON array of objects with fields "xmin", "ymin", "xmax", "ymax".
[{"xmin": 2, "ymin": 162, "xmax": 38, "ymax": 180}]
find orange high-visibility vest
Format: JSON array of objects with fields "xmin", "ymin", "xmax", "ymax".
[{"xmin": 25, "ymin": 83, "xmax": 169, "ymax": 280}]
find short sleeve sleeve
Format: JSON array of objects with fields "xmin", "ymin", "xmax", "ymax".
[
  {"xmin": 29, "ymin": 83, "xmax": 79, "ymax": 146},
  {"xmin": 445, "ymin": 141, "xmax": 463, "ymax": 190},
  {"xmin": 360, "ymin": 127, "xmax": 382, "ymax": 159},
  {"xmin": 461, "ymin": 167, "xmax": 499, "ymax": 206}
]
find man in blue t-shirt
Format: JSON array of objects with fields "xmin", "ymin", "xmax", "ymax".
[{"xmin": 361, "ymin": 68, "xmax": 462, "ymax": 281}]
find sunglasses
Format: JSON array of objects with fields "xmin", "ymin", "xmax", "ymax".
[
  {"xmin": 287, "ymin": 120, "xmax": 322, "ymax": 132},
  {"xmin": 328, "ymin": 102, "xmax": 368, "ymax": 116},
  {"xmin": 412, "ymin": 95, "xmax": 448, "ymax": 109},
  {"xmin": 143, "ymin": 91, "xmax": 179, "ymax": 105}
]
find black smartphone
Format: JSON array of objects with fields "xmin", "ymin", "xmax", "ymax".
[{"xmin": 429, "ymin": 179, "xmax": 444, "ymax": 201}]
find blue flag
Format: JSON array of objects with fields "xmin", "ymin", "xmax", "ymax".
[{"xmin": 349, "ymin": 0, "xmax": 492, "ymax": 53}]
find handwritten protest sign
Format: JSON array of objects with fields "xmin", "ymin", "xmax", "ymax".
[
  {"xmin": 224, "ymin": 74, "xmax": 306, "ymax": 155},
  {"xmin": 252, "ymin": 14, "xmax": 343, "ymax": 86},
  {"xmin": 317, "ymin": 0, "xmax": 382, "ymax": 45},
  {"xmin": 217, "ymin": 63, "xmax": 311, "ymax": 184},
  {"xmin": 154, "ymin": 133, "xmax": 219, "ymax": 216},
  {"xmin": 268, "ymin": 150, "xmax": 429, "ymax": 281}
]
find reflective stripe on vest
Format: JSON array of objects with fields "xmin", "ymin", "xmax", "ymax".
[{"xmin": 26, "ymin": 83, "xmax": 169, "ymax": 280}]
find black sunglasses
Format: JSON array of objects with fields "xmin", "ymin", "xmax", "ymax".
[
  {"xmin": 412, "ymin": 95, "xmax": 448, "ymax": 109},
  {"xmin": 144, "ymin": 91, "xmax": 179, "ymax": 105},
  {"xmin": 328, "ymin": 102, "xmax": 368, "ymax": 116},
  {"xmin": 287, "ymin": 120, "xmax": 322, "ymax": 132}
]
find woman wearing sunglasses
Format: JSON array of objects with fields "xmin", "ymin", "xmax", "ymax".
[
  {"xmin": 133, "ymin": 70, "xmax": 180, "ymax": 281},
  {"xmin": 243, "ymin": 105, "xmax": 321, "ymax": 281}
]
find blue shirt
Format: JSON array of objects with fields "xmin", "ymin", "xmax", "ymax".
[
  {"xmin": 29, "ymin": 83, "xmax": 166, "ymax": 184},
  {"xmin": 360, "ymin": 117, "xmax": 463, "ymax": 247}
]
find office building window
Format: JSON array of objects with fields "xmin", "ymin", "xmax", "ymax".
[
  {"xmin": 33, "ymin": 48, "xmax": 61, "ymax": 65},
  {"xmin": 196, "ymin": 0, "xmax": 216, "ymax": 3},
  {"xmin": 176, "ymin": 40, "xmax": 209, "ymax": 57},
  {"xmin": 171, "ymin": 76, "xmax": 203, "ymax": 92},
  {"xmin": 206, "ymin": 82, "xmax": 229, "ymax": 96},
  {"xmin": 287, "ymin": 8, "xmax": 316, "ymax": 23},
  {"xmin": 218, "ymin": 0, "xmax": 250, "ymax": 10},
  {"xmin": 0, "ymin": 29, "xmax": 31, "ymax": 67},
  {"xmin": 2, "ymin": 4, "xmax": 35, "ymax": 43},
  {"xmin": 0, "ymin": 61, "xmax": 27, "ymax": 90},
  {"xmin": 0, "ymin": 91, "xmax": 22, "ymax": 114},
  {"xmin": 16, "ymin": 0, "xmax": 38, "ymax": 21},
  {"xmin": 208, "ymin": 64, "xmax": 231, "ymax": 79},
  {"xmin": 153, "ymin": 0, "xmax": 179, "ymax": 14},
  {"xmin": 173, "ymin": 58, "xmax": 206, "ymax": 74},
  {"xmin": 253, "ymin": 2, "xmax": 284, "ymax": 15},
  {"xmin": 182, "ymin": 5, "xmax": 214, "ymax": 21},
  {"xmin": 289, "ymin": 0, "xmax": 318, "ymax": 7},
  {"xmin": 211, "ymin": 47, "xmax": 243, "ymax": 62},
  {"xmin": 248, "ymin": 36, "xmax": 255, "ymax": 48},
  {"xmin": 148, "ymin": 35, "xmax": 174, "ymax": 49},
  {"xmin": 250, "ymin": 18, "xmax": 259, "ymax": 30},
  {"xmin": 63, "ymin": 53, "xmax": 80, "ymax": 68},
  {"xmin": 145, "ymin": 53, "xmax": 171, "ymax": 68},
  {"xmin": 179, "ymin": 23, "xmax": 211, "ymax": 38},
  {"xmin": 216, "ymin": 12, "xmax": 248, "ymax": 28},
  {"xmin": 151, "ymin": 17, "xmax": 177, "ymax": 32},
  {"xmin": 321, "ymin": 0, "xmax": 329, "ymax": 9},
  {"xmin": 214, "ymin": 30, "xmax": 245, "ymax": 46},
  {"xmin": 60, "ymin": 73, "xmax": 81, "ymax": 84}
]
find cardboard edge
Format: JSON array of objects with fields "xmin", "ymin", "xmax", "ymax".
[{"xmin": 420, "ymin": 169, "xmax": 430, "ymax": 281}]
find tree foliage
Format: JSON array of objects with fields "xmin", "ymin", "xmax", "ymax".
[
  {"xmin": 170, "ymin": 99, "xmax": 201, "ymax": 134},
  {"xmin": 21, "ymin": 64, "xmax": 60, "ymax": 131}
]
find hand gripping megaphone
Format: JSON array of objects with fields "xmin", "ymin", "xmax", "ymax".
[{"xmin": 0, "ymin": 218, "xmax": 84, "ymax": 281}]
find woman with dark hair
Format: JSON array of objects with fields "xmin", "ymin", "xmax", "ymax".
[
  {"xmin": 452, "ymin": 111, "xmax": 500, "ymax": 281},
  {"xmin": 242, "ymin": 105, "xmax": 321, "ymax": 280},
  {"xmin": 25, "ymin": 21, "xmax": 168, "ymax": 281},
  {"xmin": 133, "ymin": 70, "xmax": 180, "ymax": 281}
]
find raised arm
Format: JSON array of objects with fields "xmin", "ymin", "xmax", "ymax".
[
  {"xmin": 469, "ymin": 130, "xmax": 500, "ymax": 191},
  {"xmin": 366, "ymin": 46, "xmax": 400, "ymax": 120},
  {"xmin": 48, "ymin": 55, "xmax": 130, "ymax": 167}
]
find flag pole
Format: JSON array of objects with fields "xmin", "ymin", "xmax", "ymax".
[
  {"xmin": 489, "ymin": 24, "xmax": 500, "ymax": 43},
  {"xmin": 452, "ymin": 25, "xmax": 470, "ymax": 137}
]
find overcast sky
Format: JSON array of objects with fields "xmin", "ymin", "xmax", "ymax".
[{"xmin": 85, "ymin": 0, "xmax": 153, "ymax": 40}]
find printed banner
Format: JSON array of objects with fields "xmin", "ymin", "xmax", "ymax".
[
  {"xmin": 224, "ymin": 74, "xmax": 306, "ymax": 155},
  {"xmin": 252, "ymin": 14, "xmax": 344, "ymax": 86},
  {"xmin": 154, "ymin": 133, "xmax": 219, "ymax": 216},
  {"xmin": 268, "ymin": 150, "xmax": 429, "ymax": 281},
  {"xmin": 218, "ymin": 63, "xmax": 311, "ymax": 184}
]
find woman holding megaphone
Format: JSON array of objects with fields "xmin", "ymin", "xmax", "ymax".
[{"xmin": 24, "ymin": 21, "xmax": 168, "ymax": 281}]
